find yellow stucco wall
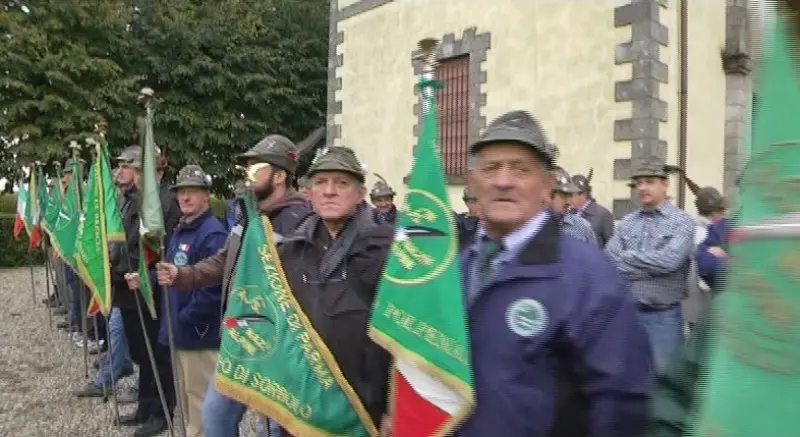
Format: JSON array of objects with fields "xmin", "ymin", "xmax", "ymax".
[
  {"xmin": 660, "ymin": 1, "xmax": 727, "ymax": 215},
  {"xmin": 336, "ymin": 0, "xmax": 727, "ymax": 215}
]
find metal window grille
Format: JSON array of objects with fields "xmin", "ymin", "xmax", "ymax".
[{"xmin": 436, "ymin": 55, "xmax": 470, "ymax": 177}]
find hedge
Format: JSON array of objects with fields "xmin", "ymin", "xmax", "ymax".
[
  {"xmin": 1, "ymin": 194, "xmax": 229, "ymax": 220},
  {"xmin": 0, "ymin": 216, "xmax": 46, "ymax": 268},
  {"xmin": 0, "ymin": 195, "xmax": 229, "ymax": 268}
]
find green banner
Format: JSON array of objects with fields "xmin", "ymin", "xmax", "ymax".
[
  {"xmin": 691, "ymin": 18, "xmax": 800, "ymax": 437},
  {"xmin": 368, "ymin": 73, "xmax": 474, "ymax": 433},
  {"xmin": 99, "ymin": 143, "xmax": 125, "ymax": 243},
  {"xmin": 42, "ymin": 166, "xmax": 63, "ymax": 237},
  {"xmin": 74, "ymin": 145, "xmax": 117, "ymax": 317},
  {"xmin": 214, "ymin": 194, "xmax": 377, "ymax": 437},
  {"xmin": 51, "ymin": 160, "xmax": 81, "ymax": 268}
]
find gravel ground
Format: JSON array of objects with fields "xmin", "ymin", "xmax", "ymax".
[{"xmin": 0, "ymin": 266, "xmax": 262, "ymax": 437}]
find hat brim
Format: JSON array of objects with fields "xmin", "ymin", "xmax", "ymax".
[
  {"xmin": 170, "ymin": 182, "xmax": 210, "ymax": 191},
  {"xmin": 630, "ymin": 173, "xmax": 667, "ymax": 180},
  {"xmin": 470, "ymin": 132, "xmax": 554, "ymax": 168},
  {"xmin": 309, "ymin": 165, "xmax": 365, "ymax": 182}
]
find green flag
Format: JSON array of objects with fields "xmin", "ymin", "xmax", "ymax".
[
  {"xmin": 42, "ymin": 166, "xmax": 63, "ymax": 237},
  {"xmin": 51, "ymin": 159, "xmax": 81, "ymax": 268},
  {"xmin": 368, "ymin": 68, "xmax": 474, "ymax": 435},
  {"xmin": 214, "ymin": 193, "xmax": 377, "ymax": 437},
  {"xmin": 74, "ymin": 143, "xmax": 122, "ymax": 317},
  {"xmin": 691, "ymin": 17, "xmax": 800, "ymax": 437},
  {"xmin": 136, "ymin": 106, "xmax": 165, "ymax": 319}
]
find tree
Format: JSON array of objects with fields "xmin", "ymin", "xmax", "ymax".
[
  {"xmin": 0, "ymin": 0, "xmax": 141, "ymax": 177},
  {"xmin": 122, "ymin": 0, "xmax": 329, "ymax": 195}
]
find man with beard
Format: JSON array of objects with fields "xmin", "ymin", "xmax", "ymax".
[
  {"xmin": 154, "ymin": 134, "xmax": 311, "ymax": 437},
  {"xmin": 549, "ymin": 166, "xmax": 598, "ymax": 245},
  {"xmin": 279, "ymin": 146, "xmax": 393, "ymax": 433},
  {"xmin": 369, "ymin": 174, "xmax": 397, "ymax": 225}
]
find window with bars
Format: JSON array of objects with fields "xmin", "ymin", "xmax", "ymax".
[{"xmin": 435, "ymin": 55, "xmax": 470, "ymax": 178}]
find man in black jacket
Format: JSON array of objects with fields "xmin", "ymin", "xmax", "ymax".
[{"xmin": 112, "ymin": 145, "xmax": 181, "ymax": 437}]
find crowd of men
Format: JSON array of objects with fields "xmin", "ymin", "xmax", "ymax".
[{"xmin": 42, "ymin": 110, "xmax": 731, "ymax": 437}]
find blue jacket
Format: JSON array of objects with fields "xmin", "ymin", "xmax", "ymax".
[
  {"xmin": 696, "ymin": 218, "xmax": 729, "ymax": 291},
  {"xmin": 159, "ymin": 208, "xmax": 227, "ymax": 350},
  {"xmin": 457, "ymin": 216, "xmax": 653, "ymax": 437}
]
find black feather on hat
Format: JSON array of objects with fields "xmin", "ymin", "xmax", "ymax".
[{"xmin": 295, "ymin": 127, "xmax": 327, "ymax": 185}]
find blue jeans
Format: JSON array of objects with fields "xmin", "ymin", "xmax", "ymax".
[
  {"xmin": 637, "ymin": 306, "xmax": 684, "ymax": 374},
  {"xmin": 203, "ymin": 382, "xmax": 247, "ymax": 437},
  {"xmin": 93, "ymin": 308, "xmax": 133, "ymax": 388},
  {"xmin": 202, "ymin": 381, "xmax": 282, "ymax": 437}
]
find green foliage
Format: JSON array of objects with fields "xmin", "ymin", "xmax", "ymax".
[
  {"xmin": 0, "ymin": 194, "xmax": 18, "ymax": 215},
  {"xmin": 0, "ymin": 216, "xmax": 46, "ymax": 267},
  {"xmin": 0, "ymin": 0, "xmax": 141, "ymax": 176},
  {"xmin": 210, "ymin": 197, "xmax": 229, "ymax": 221},
  {"xmin": 1, "ymin": 0, "xmax": 329, "ymax": 196}
]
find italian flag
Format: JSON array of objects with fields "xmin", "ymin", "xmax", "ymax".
[
  {"xmin": 25, "ymin": 166, "xmax": 43, "ymax": 250},
  {"xmin": 369, "ymin": 65, "xmax": 474, "ymax": 437},
  {"xmin": 13, "ymin": 179, "xmax": 28, "ymax": 239},
  {"xmin": 392, "ymin": 360, "xmax": 467, "ymax": 436}
]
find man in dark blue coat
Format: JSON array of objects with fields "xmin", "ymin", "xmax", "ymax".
[
  {"xmin": 457, "ymin": 110, "xmax": 653, "ymax": 437},
  {"xmin": 129, "ymin": 164, "xmax": 227, "ymax": 437},
  {"xmin": 696, "ymin": 217, "xmax": 729, "ymax": 292}
]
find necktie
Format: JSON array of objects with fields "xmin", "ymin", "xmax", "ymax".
[{"xmin": 478, "ymin": 238, "xmax": 502, "ymax": 286}]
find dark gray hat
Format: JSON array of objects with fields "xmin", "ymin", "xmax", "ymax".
[
  {"xmin": 171, "ymin": 165, "xmax": 211, "ymax": 191},
  {"xmin": 116, "ymin": 145, "xmax": 164, "ymax": 169},
  {"xmin": 571, "ymin": 174, "xmax": 591, "ymax": 193},
  {"xmin": 307, "ymin": 146, "xmax": 367, "ymax": 182},
  {"xmin": 552, "ymin": 167, "xmax": 580, "ymax": 194},
  {"xmin": 630, "ymin": 157, "xmax": 669, "ymax": 179},
  {"xmin": 237, "ymin": 134, "xmax": 299, "ymax": 173},
  {"xmin": 116, "ymin": 145, "xmax": 142, "ymax": 168},
  {"xmin": 470, "ymin": 110, "xmax": 557, "ymax": 168},
  {"xmin": 462, "ymin": 186, "xmax": 476, "ymax": 202},
  {"xmin": 233, "ymin": 179, "xmax": 247, "ymax": 197},
  {"xmin": 297, "ymin": 176, "xmax": 310, "ymax": 189},
  {"xmin": 695, "ymin": 186, "xmax": 726, "ymax": 215},
  {"xmin": 370, "ymin": 173, "xmax": 395, "ymax": 198}
]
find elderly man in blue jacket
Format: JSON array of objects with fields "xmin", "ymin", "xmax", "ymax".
[
  {"xmin": 129, "ymin": 164, "xmax": 227, "ymax": 437},
  {"xmin": 458, "ymin": 110, "xmax": 653, "ymax": 437}
]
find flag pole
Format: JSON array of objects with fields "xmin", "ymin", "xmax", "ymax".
[
  {"xmin": 140, "ymin": 87, "xmax": 185, "ymax": 437},
  {"xmin": 28, "ymin": 163, "xmax": 39, "ymax": 305},
  {"xmin": 43, "ymin": 236, "xmax": 53, "ymax": 331},
  {"xmin": 93, "ymin": 121, "xmax": 122, "ymax": 423},
  {"xmin": 42, "ymin": 162, "xmax": 59, "ymax": 331},
  {"xmin": 70, "ymin": 141, "xmax": 91, "ymax": 378}
]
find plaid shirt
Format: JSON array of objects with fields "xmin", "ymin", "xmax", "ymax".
[
  {"xmin": 605, "ymin": 201, "xmax": 695, "ymax": 306},
  {"xmin": 561, "ymin": 213, "xmax": 599, "ymax": 246}
]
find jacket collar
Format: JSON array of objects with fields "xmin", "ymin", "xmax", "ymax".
[{"xmin": 176, "ymin": 208, "xmax": 213, "ymax": 231}]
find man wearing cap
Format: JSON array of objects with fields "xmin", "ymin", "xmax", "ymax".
[
  {"xmin": 154, "ymin": 134, "xmax": 311, "ymax": 437},
  {"xmin": 127, "ymin": 164, "xmax": 227, "ymax": 437},
  {"xmin": 694, "ymin": 187, "xmax": 729, "ymax": 294},
  {"xmin": 605, "ymin": 158, "xmax": 695, "ymax": 375},
  {"xmin": 111, "ymin": 145, "xmax": 180, "ymax": 436},
  {"xmin": 549, "ymin": 167, "xmax": 599, "ymax": 245},
  {"xmin": 455, "ymin": 187, "xmax": 480, "ymax": 250},
  {"xmin": 369, "ymin": 175, "xmax": 398, "ymax": 225},
  {"xmin": 279, "ymin": 146, "xmax": 394, "ymax": 432},
  {"xmin": 454, "ymin": 110, "xmax": 652, "ymax": 437},
  {"xmin": 570, "ymin": 172, "xmax": 615, "ymax": 247}
]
